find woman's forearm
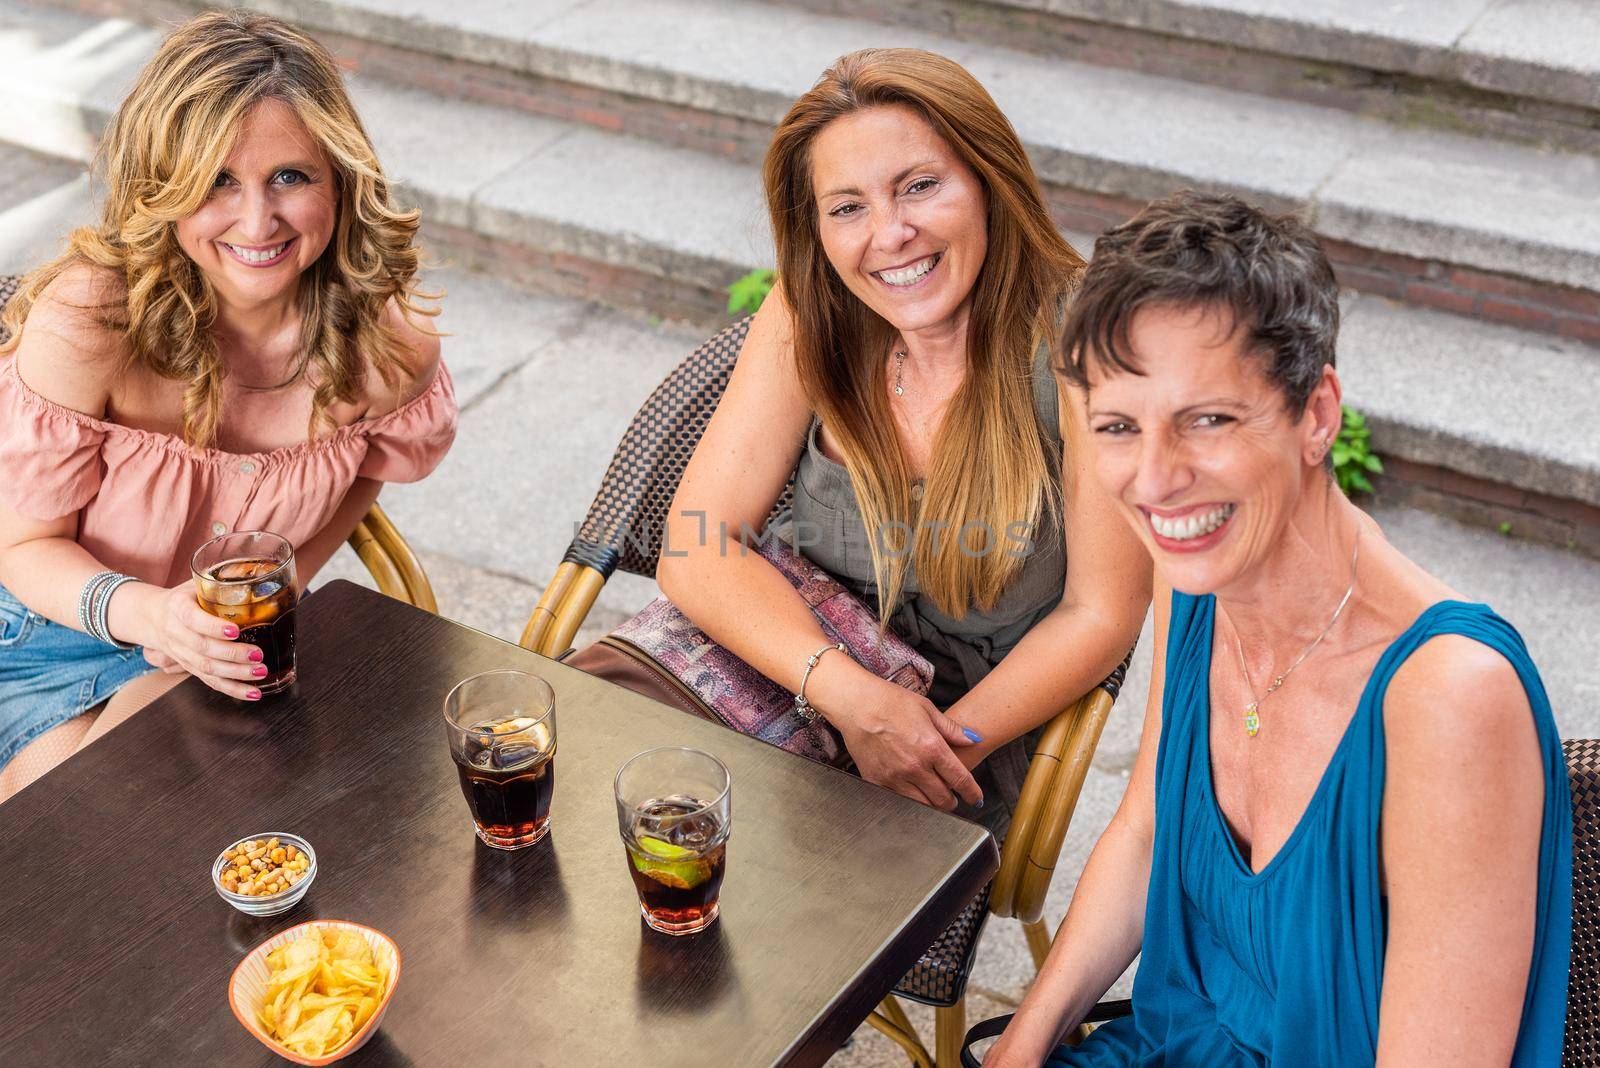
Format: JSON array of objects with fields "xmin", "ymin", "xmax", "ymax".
[
  {"xmin": 1000, "ymin": 814, "xmax": 1152, "ymax": 1060},
  {"xmin": 0, "ymin": 535, "xmax": 166, "ymax": 647},
  {"xmin": 657, "ymin": 537, "xmax": 880, "ymax": 714},
  {"xmin": 293, "ymin": 477, "xmax": 384, "ymax": 590},
  {"xmin": 946, "ymin": 598, "xmax": 1143, "ymax": 766}
]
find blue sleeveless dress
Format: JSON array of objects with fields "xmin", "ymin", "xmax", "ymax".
[{"xmin": 1049, "ymin": 593, "xmax": 1572, "ymax": 1066}]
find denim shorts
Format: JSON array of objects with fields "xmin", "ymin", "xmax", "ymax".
[{"xmin": 0, "ymin": 583, "xmax": 154, "ymax": 770}]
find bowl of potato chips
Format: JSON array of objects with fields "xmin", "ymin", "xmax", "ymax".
[{"xmin": 229, "ymin": 921, "xmax": 400, "ymax": 1064}]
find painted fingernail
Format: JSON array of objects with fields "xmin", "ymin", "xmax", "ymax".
[
  {"xmin": 223, "ymin": 624, "xmax": 239, "ymax": 639},
  {"xmin": 963, "ymin": 728, "xmax": 983, "ymax": 743},
  {"xmin": 247, "ymin": 648, "xmax": 263, "ymax": 662},
  {"xmin": 245, "ymin": 689, "xmax": 261, "ymax": 701},
  {"xmin": 251, "ymin": 665, "xmax": 268, "ymax": 678}
]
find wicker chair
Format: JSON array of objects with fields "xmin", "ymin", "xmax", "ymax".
[
  {"xmin": 963, "ymin": 736, "xmax": 1600, "ymax": 1066},
  {"xmin": 1564, "ymin": 738, "xmax": 1600, "ymax": 1066},
  {"xmin": 523, "ymin": 315, "xmax": 1133, "ymax": 1068},
  {"xmin": 0, "ymin": 272, "xmax": 437, "ymax": 612}
]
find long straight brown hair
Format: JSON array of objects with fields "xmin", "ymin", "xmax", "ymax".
[
  {"xmin": 0, "ymin": 11, "xmax": 434, "ymax": 448},
  {"xmin": 763, "ymin": 48, "xmax": 1084, "ymax": 619}
]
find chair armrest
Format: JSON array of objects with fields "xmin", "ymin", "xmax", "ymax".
[
  {"xmin": 521, "ymin": 562, "xmax": 608, "ymax": 657},
  {"xmin": 990, "ymin": 701, "xmax": 1080, "ymax": 918},
  {"xmin": 346, "ymin": 503, "xmax": 437, "ymax": 612},
  {"xmin": 1015, "ymin": 687, "xmax": 1118, "ymax": 923},
  {"xmin": 992, "ymin": 646, "xmax": 1136, "ymax": 922}
]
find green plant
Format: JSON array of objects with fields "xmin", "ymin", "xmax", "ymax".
[
  {"xmin": 1331, "ymin": 404, "xmax": 1383, "ymax": 497},
  {"xmin": 727, "ymin": 268, "xmax": 775, "ymax": 316}
]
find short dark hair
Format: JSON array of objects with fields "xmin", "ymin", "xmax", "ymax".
[{"xmin": 1058, "ymin": 190, "xmax": 1339, "ymax": 414}]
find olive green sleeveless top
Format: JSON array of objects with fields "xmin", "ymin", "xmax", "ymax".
[{"xmin": 772, "ymin": 342, "xmax": 1067, "ymax": 821}]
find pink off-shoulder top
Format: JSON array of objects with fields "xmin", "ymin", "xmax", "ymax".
[{"xmin": 0, "ymin": 355, "xmax": 457, "ymax": 587}]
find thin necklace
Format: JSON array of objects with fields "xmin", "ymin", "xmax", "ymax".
[
  {"xmin": 1232, "ymin": 526, "xmax": 1362, "ymax": 738},
  {"xmin": 892, "ymin": 349, "xmax": 907, "ymax": 396}
]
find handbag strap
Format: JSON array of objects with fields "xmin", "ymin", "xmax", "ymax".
[
  {"xmin": 960, "ymin": 1013, "xmax": 1012, "ymax": 1068},
  {"xmin": 960, "ymin": 1001, "xmax": 1136, "ymax": 1066}
]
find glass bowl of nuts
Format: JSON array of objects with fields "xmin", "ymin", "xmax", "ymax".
[{"xmin": 213, "ymin": 833, "xmax": 317, "ymax": 917}]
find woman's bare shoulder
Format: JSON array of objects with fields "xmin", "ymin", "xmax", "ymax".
[
  {"xmin": 363, "ymin": 296, "xmax": 442, "ymax": 415},
  {"xmin": 1383, "ymin": 626, "xmax": 1536, "ymax": 790},
  {"xmin": 12, "ymin": 263, "xmax": 130, "ymax": 417}
]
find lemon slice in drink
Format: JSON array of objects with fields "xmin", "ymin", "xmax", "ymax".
[{"xmin": 631, "ymin": 835, "xmax": 710, "ymax": 890}]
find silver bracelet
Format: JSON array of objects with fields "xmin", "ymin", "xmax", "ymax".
[
  {"xmin": 78, "ymin": 570, "xmax": 119, "ymax": 638},
  {"xmin": 88, "ymin": 573, "xmax": 140, "ymax": 649},
  {"xmin": 794, "ymin": 642, "xmax": 847, "ymax": 723}
]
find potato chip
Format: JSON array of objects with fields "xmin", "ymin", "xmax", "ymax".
[{"xmin": 257, "ymin": 927, "xmax": 390, "ymax": 1058}]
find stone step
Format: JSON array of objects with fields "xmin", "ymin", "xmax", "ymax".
[
  {"xmin": 771, "ymin": 0, "xmax": 1600, "ymax": 155},
  {"xmin": 32, "ymin": 0, "xmax": 1600, "ymax": 343},
  {"xmin": 0, "ymin": 0, "xmax": 774, "ymax": 322},
  {"xmin": 1, "ymin": 0, "xmax": 1595, "ymax": 544}
]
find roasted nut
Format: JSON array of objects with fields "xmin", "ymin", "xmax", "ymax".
[{"xmin": 219, "ymin": 837, "xmax": 310, "ymax": 898}]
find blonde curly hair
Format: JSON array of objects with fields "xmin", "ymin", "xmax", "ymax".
[{"xmin": 0, "ymin": 10, "xmax": 436, "ymax": 447}]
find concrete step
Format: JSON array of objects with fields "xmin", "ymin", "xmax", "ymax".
[
  {"xmin": 33, "ymin": 0, "xmax": 1600, "ymax": 343},
  {"xmin": 772, "ymin": 0, "xmax": 1600, "ymax": 154},
  {"xmin": 1, "ymin": 0, "xmax": 1595, "ymax": 545},
  {"xmin": 0, "ymin": 0, "xmax": 773, "ymax": 322}
]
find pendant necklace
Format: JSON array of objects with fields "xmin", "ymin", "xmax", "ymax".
[{"xmin": 1232, "ymin": 526, "xmax": 1361, "ymax": 738}]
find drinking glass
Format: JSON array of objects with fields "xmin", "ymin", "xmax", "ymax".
[
  {"xmin": 444, "ymin": 670, "xmax": 557, "ymax": 849},
  {"xmin": 614, "ymin": 746, "xmax": 731, "ymax": 935},
  {"xmin": 191, "ymin": 530, "xmax": 298, "ymax": 695}
]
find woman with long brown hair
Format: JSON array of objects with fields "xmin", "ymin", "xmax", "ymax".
[
  {"xmin": 657, "ymin": 49, "xmax": 1149, "ymax": 824},
  {"xmin": 0, "ymin": 11, "xmax": 455, "ymax": 799}
]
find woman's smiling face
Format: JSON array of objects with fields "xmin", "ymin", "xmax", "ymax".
[
  {"xmin": 176, "ymin": 97, "xmax": 336, "ymax": 310},
  {"xmin": 1086, "ymin": 302, "xmax": 1334, "ymax": 597},
  {"xmin": 809, "ymin": 104, "xmax": 987, "ymax": 338}
]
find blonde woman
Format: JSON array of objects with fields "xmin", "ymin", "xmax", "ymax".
[
  {"xmin": 0, "ymin": 12, "xmax": 456, "ymax": 799},
  {"xmin": 657, "ymin": 49, "xmax": 1149, "ymax": 825}
]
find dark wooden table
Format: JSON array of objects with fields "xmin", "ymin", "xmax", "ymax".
[{"xmin": 0, "ymin": 581, "xmax": 997, "ymax": 1066}]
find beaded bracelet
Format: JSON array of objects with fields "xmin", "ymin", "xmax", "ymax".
[
  {"xmin": 794, "ymin": 642, "xmax": 847, "ymax": 723},
  {"xmin": 83, "ymin": 571, "xmax": 140, "ymax": 649},
  {"xmin": 77, "ymin": 570, "xmax": 119, "ymax": 638}
]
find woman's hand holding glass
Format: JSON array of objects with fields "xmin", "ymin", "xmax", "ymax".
[
  {"xmin": 125, "ymin": 581, "xmax": 266, "ymax": 699},
  {"xmin": 810, "ymin": 659, "xmax": 983, "ymax": 811}
]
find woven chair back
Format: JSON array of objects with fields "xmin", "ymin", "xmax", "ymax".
[
  {"xmin": 0, "ymin": 273, "xmax": 19, "ymax": 343},
  {"xmin": 563, "ymin": 315, "xmax": 792, "ymax": 580},
  {"xmin": 1567, "ymin": 738, "xmax": 1600, "ymax": 1065}
]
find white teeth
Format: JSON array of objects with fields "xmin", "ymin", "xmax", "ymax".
[
  {"xmin": 877, "ymin": 254, "xmax": 938, "ymax": 287},
  {"xmin": 224, "ymin": 241, "xmax": 288, "ymax": 263},
  {"xmin": 1149, "ymin": 504, "xmax": 1235, "ymax": 541}
]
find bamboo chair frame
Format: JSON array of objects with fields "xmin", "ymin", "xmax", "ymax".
[
  {"xmin": 0, "ymin": 272, "xmax": 436, "ymax": 613},
  {"xmin": 519, "ymin": 317, "xmax": 1134, "ymax": 1067}
]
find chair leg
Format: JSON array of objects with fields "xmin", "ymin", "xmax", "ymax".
[
  {"xmin": 868, "ymin": 996, "xmax": 933, "ymax": 1068},
  {"xmin": 935, "ymin": 997, "xmax": 966, "ymax": 1068},
  {"xmin": 1023, "ymin": 916, "xmax": 1053, "ymax": 971}
]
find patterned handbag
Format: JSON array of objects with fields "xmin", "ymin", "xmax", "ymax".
[{"xmin": 565, "ymin": 538, "xmax": 933, "ymax": 768}]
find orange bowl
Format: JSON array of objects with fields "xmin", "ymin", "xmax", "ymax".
[{"xmin": 228, "ymin": 920, "xmax": 401, "ymax": 1065}]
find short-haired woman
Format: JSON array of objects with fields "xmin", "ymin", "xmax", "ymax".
[
  {"xmin": 0, "ymin": 12, "xmax": 456, "ymax": 799},
  {"xmin": 657, "ymin": 49, "xmax": 1150, "ymax": 825},
  {"xmin": 985, "ymin": 190, "xmax": 1570, "ymax": 1066}
]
